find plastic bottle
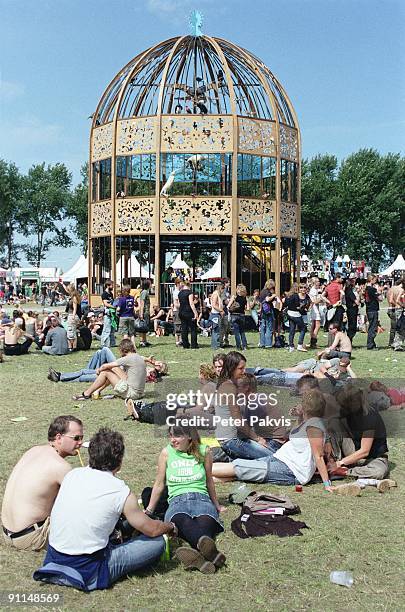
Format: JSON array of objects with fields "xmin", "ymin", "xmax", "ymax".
[
  {"xmin": 160, "ymin": 534, "xmax": 170, "ymax": 562},
  {"xmin": 330, "ymin": 571, "xmax": 354, "ymax": 587}
]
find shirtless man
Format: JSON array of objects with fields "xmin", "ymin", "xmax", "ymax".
[
  {"xmin": 317, "ymin": 323, "xmax": 352, "ymax": 359},
  {"xmin": 2, "ymin": 415, "xmax": 83, "ymax": 551},
  {"xmin": 387, "ymin": 279, "xmax": 405, "ymax": 349}
]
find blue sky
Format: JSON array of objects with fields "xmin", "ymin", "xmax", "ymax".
[{"xmin": 1, "ymin": 0, "xmax": 404, "ymax": 270}]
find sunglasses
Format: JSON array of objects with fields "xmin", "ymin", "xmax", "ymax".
[{"xmin": 63, "ymin": 434, "xmax": 84, "ymax": 441}]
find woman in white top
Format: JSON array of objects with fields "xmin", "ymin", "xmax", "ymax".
[
  {"xmin": 308, "ymin": 277, "xmax": 328, "ymax": 348},
  {"xmin": 212, "ymin": 389, "xmax": 333, "ymax": 491}
]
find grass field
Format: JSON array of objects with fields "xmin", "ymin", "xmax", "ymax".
[{"xmin": 0, "ymin": 307, "xmax": 404, "ymax": 612}]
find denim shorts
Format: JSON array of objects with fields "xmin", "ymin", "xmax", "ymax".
[{"xmin": 165, "ymin": 492, "xmax": 224, "ymax": 531}]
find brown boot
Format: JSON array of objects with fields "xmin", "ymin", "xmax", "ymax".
[
  {"xmin": 175, "ymin": 547, "xmax": 216, "ymax": 574},
  {"xmin": 197, "ymin": 536, "xmax": 226, "ymax": 568}
]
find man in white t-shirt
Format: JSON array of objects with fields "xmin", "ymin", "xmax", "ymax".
[
  {"xmin": 72, "ymin": 339, "xmax": 146, "ymax": 401},
  {"xmin": 34, "ymin": 428, "xmax": 177, "ymax": 591}
]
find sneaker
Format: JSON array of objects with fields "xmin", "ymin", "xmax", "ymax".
[
  {"xmin": 377, "ymin": 479, "xmax": 397, "ymax": 493},
  {"xmin": 175, "ymin": 547, "xmax": 216, "ymax": 574},
  {"xmin": 47, "ymin": 368, "xmax": 61, "ymax": 383},
  {"xmin": 124, "ymin": 398, "xmax": 139, "ymax": 420},
  {"xmin": 197, "ymin": 536, "xmax": 226, "ymax": 568},
  {"xmin": 332, "ymin": 483, "xmax": 362, "ymax": 496},
  {"xmin": 139, "ymin": 342, "xmax": 151, "ymax": 348},
  {"xmin": 288, "ymin": 346, "xmax": 295, "ymax": 353},
  {"xmin": 297, "ymin": 345, "xmax": 308, "ymax": 352}
]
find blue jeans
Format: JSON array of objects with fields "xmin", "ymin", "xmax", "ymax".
[
  {"xmin": 107, "ymin": 535, "xmax": 165, "ymax": 584},
  {"xmin": 288, "ymin": 315, "xmax": 307, "ymax": 347},
  {"xmin": 259, "ymin": 314, "xmax": 274, "ymax": 347},
  {"xmin": 60, "ymin": 347, "xmax": 115, "ymax": 382},
  {"xmin": 233, "ymin": 455, "xmax": 297, "ymax": 485},
  {"xmin": 231, "ymin": 315, "xmax": 247, "ymax": 349},
  {"xmin": 250, "ymin": 310, "xmax": 259, "ymax": 328},
  {"xmin": 209, "ymin": 313, "xmax": 222, "ymax": 349},
  {"xmin": 100, "ymin": 315, "xmax": 116, "ymax": 348},
  {"xmin": 221, "ymin": 437, "xmax": 275, "ymax": 460},
  {"xmin": 246, "ymin": 367, "xmax": 303, "ymax": 388}
]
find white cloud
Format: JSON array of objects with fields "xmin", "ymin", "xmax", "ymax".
[{"xmin": 0, "ymin": 78, "xmax": 25, "ymax": 101}]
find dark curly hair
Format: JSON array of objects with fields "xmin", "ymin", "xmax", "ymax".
[{"xmin": 88, "ymin": 428, "xmax": 125, "ymax": 472}]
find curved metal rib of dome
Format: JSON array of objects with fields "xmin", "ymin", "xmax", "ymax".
[{"xmin": 93, "ymin": 35, "xmax": 296, "ymax": 126}]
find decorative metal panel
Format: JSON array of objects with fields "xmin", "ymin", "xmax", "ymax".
[
  {"xmin": 238, "ymin": 118, "xmax": 276, "ymax": 156},
  {"xmin": 160, "ymin": 197, "xmax": 232, "ymax": 233},
  {"xmin": 238, "ymin": 199, "xmax": 275, "ymax": 234},
  {"xmin": 280, "ymin": 125, "xmax": 298, "ymax": 161},
  {"xmin": 116, "ymin": 198, "xmax": 155, "ymax": 233},
  {"xmin": 91, "ymin": 124, "xmax": 113, "ymax": 161},
  {"xmin": 90, "ymin": 201, "xmax": 112, "ymax": 236},
  {"xmin": 161, "ymin": 116, "xmax": 233, "ymax": 152},
  {"xmin": 116, "ymin": 118, "xmax": 156, "ymax": 154},
  {"xmin": 280, "ymin": 202, "xmax": 298, "ymax": 237}
]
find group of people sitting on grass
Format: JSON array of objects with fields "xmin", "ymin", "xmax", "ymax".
[
  {"xmin": 0, "ymin": 304, "xmax": 92, "ymax": 358},
  {"xmin": 2, "ymin": 333, "xmax": 401, "ymax": 590}
]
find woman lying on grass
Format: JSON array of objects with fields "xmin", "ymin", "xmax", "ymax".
[
  {"xmin": 146, "ymin": 422, "xmax": 226, "ymax": 574},
  {"xmin": 212, "ymin": 389, "xmax": 334, "ymax": 492}
]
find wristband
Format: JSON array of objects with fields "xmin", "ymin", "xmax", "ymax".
[{"xmin": 323, "ymin": 480, "xmax": 332, "ymax": 488}]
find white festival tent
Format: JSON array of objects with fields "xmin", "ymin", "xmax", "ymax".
[
  {"xmin": 170, "ymin": 254, "xmax": 190, "ymax": 270},
  {"xmin": 61, "ymin": 255, "xmax": 88, "ymax": 282},
  {"xmin": 116, "ymin": 255, "xmax": 152, "ymax": 281},
  {"xmin": 61, "ymin": 254, "xmax": 153, "ymax": 284},
  {"xmin": 380, "ymin": 254, "xmax": 405, "ymax": 276},
  {"xmin": 201, "ymin": 254, "xmax": 222, "ymax": 279}
]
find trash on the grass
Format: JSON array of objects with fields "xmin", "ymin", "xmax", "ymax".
[{"xmin": 330, "ymin": 570, "xmax": 354, "ymax": 587}]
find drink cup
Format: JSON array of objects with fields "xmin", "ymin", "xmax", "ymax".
[{"xmin": 330, "ymin": 571, "xmax": 354, "ymax": 587}]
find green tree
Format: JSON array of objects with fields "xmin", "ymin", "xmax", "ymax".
[
  {"xmin": 300, "ymin": 155, "xmax": 342, "ymax": 257},
  {"xmin": 19, "ymin": 163, "xmax": 72, "ymax": 267},
  {"xmin": 67, "ymin": 163, "xmax": 89, "ymax": 251},
  {"xmin": 338, "ymin": 149, "xmax": 404, "ymax": 270},
  {"xmin": 0, "ymin": 160, "xmax": 23, "ymax": 268}
]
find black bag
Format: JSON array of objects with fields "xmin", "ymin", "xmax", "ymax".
[
  {"xmin": 134, "ymin": 318, "xmax": 149, "ymax": 333},
  {"xmin": 274, "ymin": 334, "xmax": 286, "ymax": 348},
  {"xmin": 141, "ymin": 486, "xmax": 169, "ymax": 520}
]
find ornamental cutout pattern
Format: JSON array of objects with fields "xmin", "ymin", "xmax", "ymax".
[
  {"xmin": 91, "ymin": 201, "xmax": 112, "ymax": 236},
  {"xmin": 280, "ymin": 124, "xmax": 298, "ymax": 161},
  {"xmin": 280, "ymin": 202, "xmax": 298, "ymax": 237},
  {"xmin": 92, "ymin": 124, "xmax": 113, "ymax": 161},
  {"xmin": 238, "ymin": 199, "xmax": 275, "ymax": 234},
  {"xmin": 160, "ymin": 197, "xmax": 232, "ymax": 233},
  {"xmin": 161, "ymin": 116, "xmax": 233, "ymax": 152},
  {"xmin": 117, "ymin": 118, "xmax": 156, "ymax": 154},
  {"xmin": 238, "ymin": 118, "xmax": 276, "ymax": 156},
  {"xmin": 116, "ymin": 198, "xmax": 155, "ymax": 233}
]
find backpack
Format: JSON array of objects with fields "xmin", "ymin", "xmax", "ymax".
[
  {"xmin": 261, "ymin": 300, "xmax": 272, "ymax": 315},
  {"xmin": 274, "ymin": 334, "xmax": 286, "ymax": 348},
  {"xmin": 243, "ymin": 491, "xmax": 300, "ymax": 515}
]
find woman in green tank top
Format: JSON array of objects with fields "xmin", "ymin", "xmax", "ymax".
[{"xmin": 147, "ymin": 423, "xmax": 226, "ymax": 574}]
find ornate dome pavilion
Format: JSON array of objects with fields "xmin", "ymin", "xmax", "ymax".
[{"xmin": 88, "ymin": 13, "xmax": 300, "ymax": 303}]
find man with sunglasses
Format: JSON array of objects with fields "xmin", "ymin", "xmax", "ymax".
[{"xmin": 2, "ymin": 415, "xmax": 83, "ymax": 551}]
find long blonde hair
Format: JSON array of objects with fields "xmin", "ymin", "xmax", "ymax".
[{"xmin": 236, "ymin": 284, "xmax": 247, "ymax": 297}]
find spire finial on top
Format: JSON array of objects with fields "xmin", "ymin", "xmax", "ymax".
[{"xmin": 189, "ymin": 10, "xmax": 203, "ymax": 36}]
